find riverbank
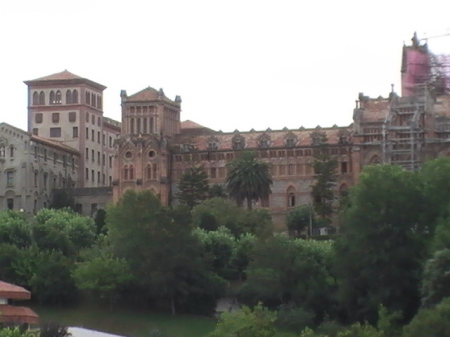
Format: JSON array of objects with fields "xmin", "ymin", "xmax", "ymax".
[{"xmin": 32, "ymin": 303, "xmax": 216, "ymax": 337}]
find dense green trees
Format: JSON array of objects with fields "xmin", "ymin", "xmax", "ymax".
[
  {"xmin": 311, "ymin": 132, "xmax": 338, "ymax": 223},
  {"xmin": 226, "ymin": 152, "xmax": 272, "ymax": 210},
  {"xmin": 336, "ymin": 165, "xmax": 427, "ymax": 323},
  {"xmin": 176, "ymin": 166, "xmax": 210, "ymax": 209}
]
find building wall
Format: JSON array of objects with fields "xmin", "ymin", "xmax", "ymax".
[{"xmin": 0, "ymin": 123, "xmax": 79, "ymax": 214}]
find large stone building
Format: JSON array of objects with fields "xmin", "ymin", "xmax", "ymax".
[
  {"xmin": 24, "ymin": 71, "xmax": 120, "ymax": 188},
  {"xmin": 112, "ymin": 34, "xmax": 450, "ymax": 224},
  {"xmin": 3, "ymin": 33, "xmax": 450, "ymax": 222},
  {"xmin": 0, "ymin": 122, "xmax": 79, "ymax": 213}
]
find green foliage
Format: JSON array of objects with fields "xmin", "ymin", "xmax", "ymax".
[
  {"xmin": 192, "ymin": 198, "xmax": 272, "ymax": 237},
  {"xmin": 0, "ymin": 211, "xmax": 32, "ymax": 248},
  {"xmin": 421, "ymin": 248, "xmax": 450, "ymax": 308},
  {"xmin": 402, "ymin": 297, "xmax": 450, "ymax": 337},
  {"xmin": 311, "ymin": 133, "xmax": 338, "ymax": 221},
  {"xmin": 107, "ymin": 190, "xmax": 224, "ymax": 314},
  {"xmin": 176, "ymin": 166, "xmax": 210, "ymax": 209},
  {"xmin": 33, "ymin": 208, "xmax": 96, "ymax": 256},
  {"xmin": 419, "ymin": 157, "xmax": 450, "ymax": 223},
  {"xmin": 73, "ymin": 254, "xmax": 133, "ymax": 305},
  {"xmin": 94, "ymin": 208, "xmax": 107, "ymax": 235},
  {"xmin": 430, "ymin": 215, "xmax": 450, "ymax": 252},
  {"xmin": 0, "ymin": 328, "xmax": 28, "ymax": 337},
  {"xmin": 29, "ymin": 249, "xmax": 77, "ymax": 304},
  {"xmin": 336, "ymin": 165, "xmax": 427, "ymax": 323},
  {"xmin": 193, "ymin": 227, "xmax": 237, "ymax": 279},
  {"xmin": 49, "ymin": 189, "xmax": 76, "ymax": 210},
  {"xmin": 209, "ymin": 303, "xmax": 277, "ymax": 337},
  {"xmin": 209, "ymin": 183, "xmax": 228, "ymax": 199},
  {"xmin": 226, "ymin": 152, "xmax": 272, "ymax": 210},
  {"xmin": 285, "ymin": 205, "xmax": 313, "ymax": 236},
  {"xmin": 39, "ymin": 322, "xmax": 71, "ymax": 337},
  {"xmin": 241, "ymin": 236, "xmax": 335, "ymax": 320},
  {"xmin": 276, "ymin": 304, "xmax": 314, "ymax": 334}
]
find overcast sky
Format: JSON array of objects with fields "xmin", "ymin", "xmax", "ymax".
[{"xmin": 2, "ymin": 0, "xmax": 450, "ymax": 133}]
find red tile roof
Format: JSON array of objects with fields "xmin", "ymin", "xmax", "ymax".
[
  {"xmin": 0, "ymin": 305, "xmax": 39, "ymax": 324},
  {"xmin": 0, "ymin": 281, "xmax": 31, "ymax": 300},
  {"xmin": 181, "ymin": 120, "xmax": 208, "ymax": 129},
  {"xmin": 29, "ymin": 70, "xmax": 83, "ymax": 81},
  {"xmin": 125, "ymin": 87, "xmax": 179, "ymax": 105},
  {"xmin": 31, "ymin": 135, "xmax": 80, "ymax": 155}
]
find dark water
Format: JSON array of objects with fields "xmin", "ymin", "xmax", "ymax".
[{"xmin": 31, "ymin": 303, "xmax": 216, "ymax": 337}]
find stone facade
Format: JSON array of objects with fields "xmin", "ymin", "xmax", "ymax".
[
  {"xmin": 0, "ymin": 122, "xmax": 79, "ymax": 213},
  {"xmin": 24, "ymin": 71, "xmax": 120, "ymax": 188}
]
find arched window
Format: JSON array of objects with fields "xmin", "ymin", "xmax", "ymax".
[
  {"xmin": 66, "ymin": 90, "xmax": 72, "ymax": 104},
  {"xmin": 32, "ymin": 92, "xmax": 39, "ymax": 105},
  {"xmin": 129, "ymin": 165, "xmax": 134, "ymax": 180},
  {"xmin": 72, "ymin": 90, "xmax": 78, "ymax": 103},
  {"xmin": 287, "ymin": 186, "xmax": 296, "ymax": 207},
  {"xmin": 369, "ymin": 155, "xmax": 381, "ymax": 165},
  {"xmin": 39, "ymin": 91, "xmax": 45, "ymax": 105},
  {"xmin": 55, "ymin": 91, "xmax": 62, "ymax": 104},
  {"xmin": 152, "ymin": 164, "xmax": 157, "ymax": 180},
  {"xmin": 146, "ymin": 164, "xmax": 152, "ymax": 180},
  {"xmin": 49, "ymin": 91, "xmax": 55, "ymax": 104},
  {"xmin": 123, "ymin": 165, "xmax": 129, "ymax": 180}
]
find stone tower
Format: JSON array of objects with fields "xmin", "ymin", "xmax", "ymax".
[{"xmin": 113, "ymin": 87, "xmax": 181, "ymax": 204}]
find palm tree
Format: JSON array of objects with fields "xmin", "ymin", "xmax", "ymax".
[{"xmin": 226, "ymin": 152, "xmax": 273, "ymax": 210}]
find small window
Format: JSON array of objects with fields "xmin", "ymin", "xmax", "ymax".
[
  {"xmin": 52, "ymin": 113, "xmax": 60, "ymax": 123},
  {"xmin": 86, "ymin": 128, "xmax": 89, "ymax": 139},
  {"xmin": 39, "ymin": 91, "xmax": 45, "ymax": 105},
  {"xmin": 91, "ymin": 169, "xmax": 94, "ymax": 182},
  {"xmin": 50, "ymin": 127, "xmax": 61, "ymax": 138},
  {"xmin": 86, "ymin": 112, "xmax": 89, "ymax": 123},
  {"xmin": 91, "ymin": 130, "xmax": 94, "ymax": 141},
  {"xmin": 148, "ymin": 150, "xmax": 156, "ymax": 158},
  {"xmin": 125, "ymin": 151, "xmax": 133, "ymax": 159},
  {"xmin": 98, "ymin": 117, "xmax": 101, "ymax": 126},
  {"xmin": 109, "ymin": 137, "xmax": 112, "ymax": 148},
  {"xmin": 73, "ymin": 90, "xmax": 78, "ymax": 103},
  {"xmin": 109, "ymin": 156, "xmax": 112, "ymax": 168},
  {"xmin": 91, "ymin": 149, "xmax": 94, "ymax": 162},
  {"xmin": 32, "ymin": 128, "xmax": 38, "ymax": 135},
  {"xmin": 92, "ymin": 114, "xmax": 95, "ymax": 125},
  {"xmin": 33, "ymin": 92, "xmax": 39, "ymax": 105},
  {"xmin": 85, "ymin": 168, "xmax": 89, "ymax": 180},
  {"xmin": 55, "ymin": 91, "xmax": 62, "ymax": 104},
  {"xmin": 35, "ymin": 113, "xmax": 43, "ymax": 124},
  {"xmin": 85, "ymin": 148, "xmax": 89, "ymax": 160},
  {"xmin": 6, "ymin": 198, "xmax": 14, "ymax": 210},
  {"xmin": 86, "ymin": 92, "xmax": 91, "ymax": 105},
  {"xmin": 69, "ymin": 111, "xmax": 76, "ymax": 122},
  {"xmin": 9, "ymin": 146, "xmax": 14, "ymax": 158},
  {"xmin": 6, "ymin": 171, "xmax": 14, "ymax": 187},
  {"xmin": 73, "ymin": 127, "xmax": 79, "ymax": 138},
  {"xmin": 341, "ymin": 162, "xmax": 348, "ymax": 173},
  {"xmin": 97, "ymin": 132, "xmax": 100, "ymax": 143},
  {"xmin": 66, "ymin": 90, "xmax": 72, "ymax": 104}
]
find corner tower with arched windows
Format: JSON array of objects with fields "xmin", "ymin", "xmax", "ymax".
[{"xmin": 113, "ymin": 87, "xmax": 182, "ymax": 204}]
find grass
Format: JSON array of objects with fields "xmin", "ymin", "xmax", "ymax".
[{"xmin": 31, "ymin": 302, "xmax": 217, "ymax": 337}]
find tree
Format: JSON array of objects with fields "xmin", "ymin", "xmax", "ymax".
[
  {"xmin": 73, "ymin": 254, "xmax": 133, "ymax": 307},
  {"xmin": 421, "ymin": 248, "xmax": 450, "ymax": 308},
  {"xmin": 49, "ymin": 190, "xmax": 76, "ymax": 211},
  {"xmin": 32, "ymin": 208, "xmax": 96, "ymax": 256},
  {"xmin": 176, "ymin": 166, "xmax": 209, "ymax": 209},
  {"xmin": 106, "ymin": 190, "xmax": 224, "ymax": 314},
  {"xmin": 94, "ymin": 208, "xmax": 107, "ymax": 235},
  {"xmin": 209, "ymin": 303, "xmax": 277, "ymax": 337},
  {"xmin": 241, "ymin": 236, "xmax": 335, "ymax": 321},
  {"xmin": 310, "ymin": 132, "xmax": 338, "ymax": 223},
  {"xmin": 286, "ymin": 205, "xmax": 314, "ymax": 237},
  {"xmin": 0, "ymin": 211, "xmax": 32, "ymax": 248},
  {"xmin": 336, "ymin": 165, "xmax": 427, "ymax": 324},
  {"xmin": 402, "ymin": 297, "xmax": 450, "ymax": 337},
  {"xmin": 226, "ymin": 152, "xmax": 272, "ymax": 210},
  {"xmin": 208, "ymin": 183, "xmax": 228, "ymax": 199}
]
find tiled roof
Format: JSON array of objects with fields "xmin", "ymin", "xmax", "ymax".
[
  {"xmin": 0, "ymin": 305, "xmax": 39, "ymax": 324},
  {"xmin": 31, "ymin": 135, "xmax": 80, "ymax": 155},
  {"xmin": 181, "ymin": 120, "xmax": 208, "ymax": 129},
  {"xmin": 0, "ymin": 281, "xmax": 31, "ymax": 300},
  {"xmin": 29, "ymin": 70, "xmax": 83, "ymax": 81},
  {"xmin": 126, "ymin": 87, "xmax": 178, "ymax": 104}
]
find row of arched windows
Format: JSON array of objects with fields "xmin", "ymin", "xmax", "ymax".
[
  {"xmin": 122, "ymin": 164, "xmax": 158, "ymax": 181},
  {"xmin": 85, "ymin": 91, "xmax": 102, "ymax": 109},
  {"xmin": 32, "ymin": 90, "xmax": 79, "ymax": 105}
]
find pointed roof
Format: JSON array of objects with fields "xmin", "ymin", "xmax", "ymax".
[
  {"xmin": 0, "ymin": 280, "xmax": 31, "ymax": 300},
  {"xmin": 123, "ymin": 86, "xmax": 179, "ymax": 105},
  {"xmin": 181, "ymin": 120, "xmax": 208, "ymax": 129},
  {"xmin": 24, "ymin": 70, "xmax": 106, "ymax": 90},
  {"xmin": 30, "ymin": 70, "xmax": 83, "ymax": 81}
]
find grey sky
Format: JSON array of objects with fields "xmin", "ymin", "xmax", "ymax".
[{"xmin": 2, "ymin": 0, "xmax": 450, "ymax": 132}]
